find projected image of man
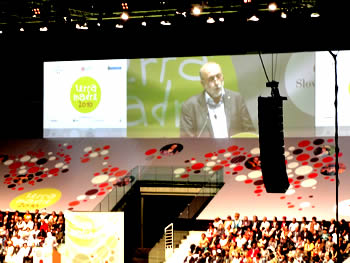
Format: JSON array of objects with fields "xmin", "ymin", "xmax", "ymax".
[{"xmin": 180, "ymin": 62, "xmax": 255, "ymax": 138}]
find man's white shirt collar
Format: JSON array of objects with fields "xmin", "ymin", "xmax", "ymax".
[
  {"xmin": 205, "ymin": 89, "xmax": 228, "ymax": 138},
  {"xmin": 205, "ymin": 89, "xmax": 225, "ymax": 108}
]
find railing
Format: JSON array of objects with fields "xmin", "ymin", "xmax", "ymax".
[
  {"xmin": 92, "ymin": 173, "xmax": 135, "ymax": 212},
  {"xmin": 178, "ymin": 167, "xmax": 224, "ymax": 219},
  {"xmin": 93, "ymin": 165, "xmax": 224, "ymax": 212},
  {"xmin": 164, "ymin": 223, "xmax": 174, "ymax": 261}
]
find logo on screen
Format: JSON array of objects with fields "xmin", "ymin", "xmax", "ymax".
[
  {"xmin": 70, "ymin": 76, "xmax": 101, "ymax": 113},
  {"xmin": 10, "ymin": 188, "xmax": 62, "ymax": 212}
]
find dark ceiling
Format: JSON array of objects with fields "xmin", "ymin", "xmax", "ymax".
[
  {"xmin": 0, "ymin": 0, "xmax": 348, "ymax": 58},
  {"xmin": 0, "ymin": 0, "xmax": 336, "ymax": 32}
]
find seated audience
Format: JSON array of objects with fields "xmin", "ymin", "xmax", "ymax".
[
  {"xmin": 182, "ymin": 215, "xmax": 350, "ymax": 263},
  {"xmin": 0, "ymin": 210, "xmax": 65, "ymax": 263}
]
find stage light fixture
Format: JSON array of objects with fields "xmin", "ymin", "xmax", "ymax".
[
  {"xmin": 192, "ymin": 6, "xmax": 201, "ymax": 16},
  {"xmin": 32, "ymin": 8, "xmax": 40, "ymax": 15},
  {"xmin": 160, "ymin": 20, "xmax": 171, "ymax": 26},
  {"xmin": 311, "ymin": 12, "xmax": 320, "ymax": 17},
  {"xmin": 121, "ymin": 12, "xmax": 129, "ymax": 21},
  {"xmin": 281, "ymin": 12, "xmax": 287, "ymax": 18},
  {"xmin": 176, "ymin": 11, "xmax": 187, "ymax": 17},
  {"xmin": 206, "ymin": 17, "xmax": 215, "ymax": 23},
  {"xmin": 141, "ymin": 21, "xmax": 147, "ymax": 26},
  {"xmin": 268, "ymin": 2, "xmax": 277, "ymax": 11},
  {"xmin": 121, "ymin": 2, "xmax": 128, "ymax": 10},
  {"xmin": 115, "ymin": 24, "xmax": 124, "ymax": 28},
  {"xmin": 219, "ymin": 17, "xmax": 224, "ymax": 22},
  {"xmin": 76, "ymin": 23, "xmax": 88, "ymax": 30},
  {"xmin": 247, "ymin": 15, "xmax": 259, "ymax": 21},
  {"xmin": 39, "ymin": 26, "xmax": 48, "ymax": 31}
]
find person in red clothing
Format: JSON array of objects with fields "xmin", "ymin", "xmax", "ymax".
[
  {"xmin": 281, "ymin": 216, "xmax": 288, "ymax": 229},
  {"xmin": 39, "ymin": 219, "xmax": 48, "ymax": 232},
  {"xmin": 206, "ymin": 223, "xmax": 216, "ymax": 244},
  {"xmin": 248, "ymin": 242, "xmax": 260, "ymax": 259},
  {"xmin": 243, "ymin": 249, "xmax": 254, "ymax": 263}
]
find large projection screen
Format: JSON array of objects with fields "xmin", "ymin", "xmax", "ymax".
[
  {"xmin": 43, "ymin": 51, "xmax": 350, "ymax": 138},
  {"xmin": 315, "ymin": 51, "xmax": 350, "ymax": 136},
  {"xmin": 44, "ymin": 59, "xmax": 127, "ymax": 138}
]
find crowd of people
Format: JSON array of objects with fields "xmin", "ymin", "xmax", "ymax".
[
  {"xmin": 183, "ymin": 213, "xmax": 350, "ymax": 263},
  {"xmin": 0, "ymin": 209, "xmax": 65, "ymax": 263}
]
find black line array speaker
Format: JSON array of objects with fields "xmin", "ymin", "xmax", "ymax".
[{"xmin": 258, "ymin": 96, "xmax": 290, "ymax": 193}]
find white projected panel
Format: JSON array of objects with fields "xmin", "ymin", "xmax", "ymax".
[
  {"xmin": 315, "ymin": 51, "xmax": 350, "ymax": 136},
  {"xmin": 44, "ymin": 59, "xmax": 127, "ymax": 138},
  {"xmin": 64, "ymin": 211, "xmax": 124, "ymax": 263}
]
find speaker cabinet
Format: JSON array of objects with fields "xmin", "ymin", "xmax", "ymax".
[{"xmin": 258, "ymin": 96, "xmax": 290, "ymax": 193}]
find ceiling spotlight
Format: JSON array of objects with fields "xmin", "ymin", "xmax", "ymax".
[
  {"xmin": 176, "ymin": 11, "xmax": 187, "ymax": 17},
  {"xmin": 207, "ymin": 17, "xmax": 215, "ymax": 24},
  {"xmin": 160, "ymin": 20, "xmax": 171, "ymax": 26},
  {"xmin": 121, "ymin": 2, "xmax": 128, "ymax": 10},
  {"xmin": 192, "ymin": 6, "xmax": 202, "ymax": 16},
  {"xmin": 281, "ymin": 12, "xmax": 287, "ymax": 18},
  {"xmin": 121, "ymin": 12, "xmax": 129, "ymax": 21},
  {"xmin": 19, "ymin": 27, "xmax": 24, "ymax": 31},
  {"xmin": 115, "ymin": 24, "xmax": 124, "ymax": 28},
  {"xmin": 268, "ymin": 2, "xmax": 277, "ymax": 11},
  {"xmin": 76, "ymin": 23, "xmax": 88, "ymax": 30},
  {"xmin": 247, "ymin": 15, "xmax": 259, "ymax": 21},
  {"xmin": 32, "ymin": 8, "xmax": 40, "ymax": 15},
  {"xmin": 311, "ymin": 12, "xmax": 320, "ymax": 18},
  {"xmin": 39, "ymin": 26, "xmax": 48, "ymax": 31},
  {"xmin": 141, "ymin": 21, "xmax": 147, "ymax": 26},
  {"xmin": 219, "ymin": 17, "xmax": 224, "ymax": 22}
]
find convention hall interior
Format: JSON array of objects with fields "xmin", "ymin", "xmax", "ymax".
[{"xmin": 1, "ymin": 0, "xmax": 350, "ymax": 262}]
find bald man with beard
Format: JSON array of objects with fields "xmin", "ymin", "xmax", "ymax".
[{"xmin": 180, "ymin": 62, "xmax": 255, "ymax": 138}]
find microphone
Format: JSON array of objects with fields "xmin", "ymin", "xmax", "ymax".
[{"xmin": 197, "ymin": 112, "xmax": 209, "ymax": 137}]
